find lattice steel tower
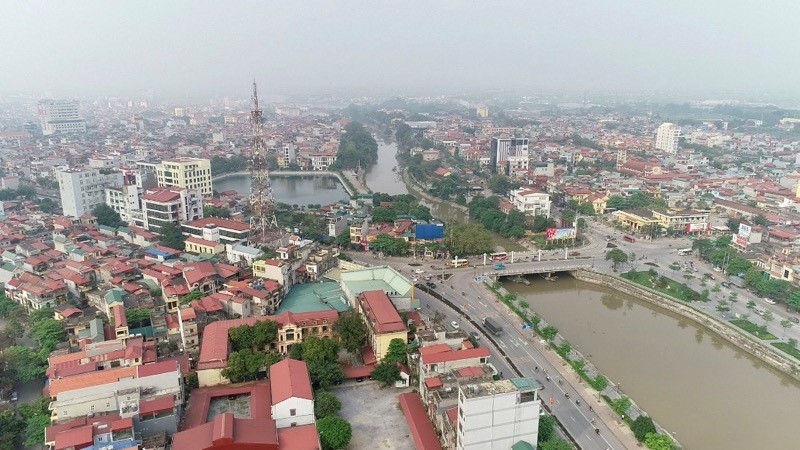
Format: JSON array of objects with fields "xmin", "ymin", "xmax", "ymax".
[{"xmin": 248, "ymin": 81, "xmax": 278, "ymax": 239}]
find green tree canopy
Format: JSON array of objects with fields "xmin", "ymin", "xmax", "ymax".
[
  {"xmin": 444, "ymin": 222, "xmax": 494, "ymax": 256},
  {"xmin": 301, "ymin": 337, "xmax": 344, "ymax": 388},
  {"xmin": 229, "ymin": 320, "xmax": 279, "ymax": 352},
  {"xmin": 539, "ymin": 437, "xmax": 574, "ymax": 450},
  {"xmin": 0, "ymin": 411, "xmax": 23, "ymax": 450},
  {"xmin": 30, "ymin": 317, "xmax": 66, "ymax": 352},
  {"xmin": 314, "ymin": 389, "xmax": 342, "ymax": 419},
  {"xmin": 488, "ymin": 175, "xmax": 513, "ymax": 194},
  {"xmin": 370, "ymin": 234, "xmax": 410, "ymax": 256},
  {"xmin": 332, "ymin": 310, "xmax": 368, "ymax": 354},
  {"xmin": 317, "ymin": 416, "xmax": 353, "ymax": 450},
  {"xmin": 644, "ymin": 432, "xmax": 674, "ymax": 450},
  {"xmin": 159, "ymin": 222, "xmax": 186, "ymax": 251},
  {"xmin": 337, "ymin": 122, "xmax": 378, "ymax": 169},
  {"xmin": 1, "ymin": 346, "xmax": 47, "ymax": 383},
  {"xmin": 203, "ymin": 205, "xmax": 231, "ymax": 218},
  {"xmin": 606, "ymin": 248, "xmax": 629, "ymax": 271},
  {"xmin": 91, "ymin": 203, "xmax": 125, "ymax": 228},
  {"xmin": 221, "ymin": 348, "xmax": 267, "ymax": 383},
  {"xmin": 631, "ymin": 415, "xmax": 657, "ymax": 442},
  {"xmin": 537, "ymin": 414, "xmax": 557, "ymax": 443},
  {"xmin": 382, "ymin": 338, "xmax": 408, "ymax": 365},
  {"xmin": 371, "ymin": 362, "xmax": 401, "ymax": 386}
]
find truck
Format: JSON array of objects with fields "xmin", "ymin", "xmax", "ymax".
[
  {"xmin": 494, "ymin": 262, "xmax": 506, "ymax": 270},
  {"xmin": 483, "ymin": 317, "xmax": 503, "ymax": 336}
]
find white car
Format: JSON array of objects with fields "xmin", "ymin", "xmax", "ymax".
[
  {"xmin": 414, "ymin": 269, "xmax": 425, "ymax": 274},
  {"xmin": 764, "ymin": 298, "xmax": 776, "ymax": 305},
  {"xmin": 450, "ymin": 321, "xmax": 460, "ymax": 329}
]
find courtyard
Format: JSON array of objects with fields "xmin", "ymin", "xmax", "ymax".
[{"xmin": 333, "ymin": 382, "xmax": 415, "ymax": 450}]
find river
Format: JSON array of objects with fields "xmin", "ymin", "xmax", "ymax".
[
  {"xmin": 506, "ymin": 276, "xmax": 800, "ymax": 450},
  {"xmin": 213, "ymin": 175, "xmax": 349, "ymax": 206}
]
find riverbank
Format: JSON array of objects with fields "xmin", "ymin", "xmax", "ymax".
[
  {"xmin": 574, "ymin": 269, "xmax": 800, "ymax": 381},
  {"xmin": 211, "ymin": 170, "xmax": 368, "ymax": 197},
  {"xmin": 400, "ymin": 166, "xmax": 469, "ymax": 213}
]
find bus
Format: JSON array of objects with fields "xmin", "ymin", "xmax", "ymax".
[
  {"xmin": 490, "ymin": 252, "xmax": 508, "ymax": 261},
  {"xmin": 623, "ymin": 235, "xmax": 635, "ymax": 243},
  {"xmin": 450, "ymin": 258, "xmax": 469, "ymax": 268},
  {"xmin": 677, "ymin": 248, "xmax": 693, "ymax": 256}
]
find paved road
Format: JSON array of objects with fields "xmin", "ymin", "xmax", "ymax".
[{"xmin": 350, "ymin": 252, "xmax": 638, "ymax": 450}]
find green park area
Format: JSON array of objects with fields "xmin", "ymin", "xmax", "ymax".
[
  {"xmin": 729, "ymin": 319, "xmax": 777, "ymax": 340},
  {"xmin": 771, "ymin": 342, "xmax": 800, "ymax": 360},
  {"xmin": 621, "ymin": 270, "xmax": 700, "ymax": 302}
]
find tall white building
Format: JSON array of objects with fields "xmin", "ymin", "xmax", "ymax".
[
  {"xmin": 655, "ymin": 123, "xmax": 681, "ymax": 153},
  {"xmin": 38, "ymin": 99, "xmax": 86, "ymax": 135},
  {"xmin": 456, "ymin": 378, "xmax": 540, "ymax": 450},
  {"xmin": 105, "ymin": 169, "xmax": 145, "ymax": 227},
  {"xmin": 56, "ymin": 168, "xmax": 123, "ymax": 218},
  {"xmin": 491, "ymin": 138, "xmax": 529, "ymax": 174},
  {"xmin": 509, "ymin": 188, "xmax": 551, "ymax": 218},
  {"xmin": 142, "ymin": 187, "xmax": 203, "ymax": 232}
]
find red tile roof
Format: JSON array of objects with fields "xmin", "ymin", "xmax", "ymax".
[
  {"xmin": 276, "ymin": 424, "xmax": 321, "ymax": 450},
  {"xmin": 358, "ymin": 290, "xmax": 406, "ymax": 334},
  {"xmin": 418, "ymin": 344, "xmax": 451, "ymax": 356},
  {"xmin": 139, "ymin": 394, "xmax": 175, "ymax": 415},
  {"xmin": 425, "ymin": 376, "xmax": 443, "ymax": 389},
  {"xmin": 142, "ymin": 188, "xmax": 181, "ymax": 203},
  {"xmin": 270, "ymin": 359, "xmax": 313, "ymax": 403},
  {"xmin": 181, "ymin": 382, "xmax": 272, "ymax": 430},
  {"xmin": 420, "ymin": 347, "xmax": 490, "ymax": 365},
  {"xmin": 185, "ymin": 217, "xmax": 251, "ymax": 232},
  {"xmin": 172, "ymin": 413, "xmax": 278, "ymax": 450},
  {"xmin": 54, "ymin": 425, "xmax": 93, "ymax": 450},
  {"xmin": 398, "ymin": 393, "xmax": 443, "ymax": 450}
]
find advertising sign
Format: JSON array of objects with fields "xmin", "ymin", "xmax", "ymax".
[
  {"xmin": 738, "ymin": 223, "xmax": 752, "ymax": 238},
  {"xmin": 685, "ymin": 222, "xmax": 708, "ymax": 233},
  {"xmin": 734, "ymin": 235, "xmax": 748, "ymax": 247},
  {"xmin": 545, "ymin": 227, "xmax": 577, "ymax": 241}
]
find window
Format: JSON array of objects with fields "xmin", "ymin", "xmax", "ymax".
[
  {"xmin": 290, "ymin": 408, "xmax": 296, "ymax": 416},
  {"xmin": 291, "ymin": 422, "xmax": 297, "ymax": 427}
]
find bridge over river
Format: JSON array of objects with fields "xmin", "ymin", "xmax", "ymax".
[{"xmin": 479, "ymin": 258, "xmax": 594, "ymax": 279}]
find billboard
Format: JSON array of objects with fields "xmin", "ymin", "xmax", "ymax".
[
  {"xmin": 734, "ymin": 235, "xmax": 748, "ymax": 247},
  {"xmin": 738, "ymin": 223, "xmax": 752, "ymax": 238},
  {"xmin": 685, "ymin": 222, "xmax": 709, "ymax": 233},
  {"xmin": 545, "ymin": 227, "xmax": 577, "ymax": 241},
  {"xmin": 415, "ymin": 224, "xmax": 444, "ymax": 240}
]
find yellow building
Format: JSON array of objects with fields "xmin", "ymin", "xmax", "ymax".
[
  {"xmin": 614, "ymin": 209, "xmax": 658, "ymax": 232},
  {"xmin": 156, "ymin": 157, "xmax": 213, "ymax": 197},
  {"xmin": 651, "ymin": 209, "xmax": 710, "ymax": 232},
  {"xmin": 356, "ymin": 290, "xmax": 407, "ymax": 360},
  {"xmin": 184, "ymin": 236, "xmax": 225, "ymax": 255}
]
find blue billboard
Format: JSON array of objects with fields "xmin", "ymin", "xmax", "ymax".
[{"xmin": 415, "ymin": 224, "xmax": 444, "ymax": 240}]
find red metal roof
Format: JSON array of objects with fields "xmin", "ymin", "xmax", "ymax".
[
  {"xmin": 139, "ymin": 394, "xmax": 175, "ymax": 415},
  {"xmin": 142, "ymin": 188, "xmax": 181, "ymax": 203},
  {"xmin": 421, "ymin": 347, "xmax": 490, "ymax": 365},
  {"xmin": 185, "ymin": 217, "xmax": 251, "ymax": 232},
  {"xmin": 398, "ymin": 393, "xmax": 443, "ymax": 450},
  {"xmin": 359, "ymin": 290, "xmax": 406, "ymax": 334},
  {"xmin": 277, "ymin": 424, "xmax": 321, "ymax": 450},
  {"xmin": 270, "ymin": 359, "xmax": 313, "ymax": 403},
  {"xmin": 54, "ymin": 426, "xmax": 92, "ymax": 450},
  {"xmin": 172, "ymin": 413, "xmax": 278, "ymax": 450},
  {"xmin": 425, "ymin": 376, "xmax": 443, "ymax": 389}
]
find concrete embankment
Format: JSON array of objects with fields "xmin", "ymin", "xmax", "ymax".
[
  {"xmin": 400, "ymin": 167, "xmax": 469, "ymax": 213},
  {"xmin": 211, "ymin": 170, "xmax": 366, "ymax": 197},
  {"xmin": 574, "ymin": 269, "xmax": 800, "ymax": 381}
]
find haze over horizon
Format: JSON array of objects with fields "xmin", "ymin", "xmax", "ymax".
[{"xmin": 2, "ymin": 0, "xmax": 798, "ymax": 101}]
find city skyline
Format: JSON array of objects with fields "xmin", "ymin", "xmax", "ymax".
[{"xmin": 2, "ymin": 0, "xmax": 799, "ymax": 99}]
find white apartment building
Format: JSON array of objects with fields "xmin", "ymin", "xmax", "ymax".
[
  {"xmin": 509, "ymin": 188, "xmax": 551, "ymax": 218},
  {"xmin": 456, "ymin": 378, "xmax": 540, "ymax": 450},
  {"xmin": 491, "ymin": 138, "xmax": 529, "ymax": 174},
  {"xmin": 38, "ymin": 99, "xmax": 86, "ymax": 135},
  {"xmin": 655, "ymin": 122, "xmax": 681, "ymax": 153},
  {"xmin": 142, "ymin": 187, "xmax": 203, "ymax": 232},
  {"xmin": 56, "ymin": 168, "xmax": 123, "ymax": 218},
  {"xmin": 105, "ymin": 169, "xmax": 145, "ymax": 227},
  {"xmin": 276, "ymin": 145, "xmax": 297, "ymax": 168}
]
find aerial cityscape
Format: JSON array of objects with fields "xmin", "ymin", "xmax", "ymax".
[{"xmin": 1, "ymin": 2, "xmax": 799, "ymax": 450}]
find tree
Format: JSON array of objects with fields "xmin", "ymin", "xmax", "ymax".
[
  {"xmin": 18, "ymin": 397, "xmax": 50, "ymax": 446},
  {"xmin": 289, "ymin": 342, "xmax": 305, "ymax": 360},
  {"xmin": 317, "ymin": 416, "xmax": 352, "ymax": 450},
  {"xmin": 91, "ymin": 203, "xmax": 125, "ymax": 228},
  {"xmin": 610, "ymin": 396, "xmax": 631, "ymax": 416},
  {"xmin": 644, "ymin": 433, "xmax": 674, "ymax": 450},
  {"xmin": 444, "ymin": 222, "xmax": 494, "ymax": 256},
  {"xmin": 540, "ymin": 325, "xmax": 558, "ymax": 341},
  {"xmin": 333, "ymin": 310, "xmax": 369, "ymax": 354},
  {"xmin": 746, "ymin": 300, "xmax": 756, "ymax": 310},
  {"xmin": 221, "ymin": 349, "xmax": 266, "ymax": 383},
  {"xmin": 30, "ymin": 318, "xmax": 65, "ymax": 352},
  {"xmin": 371, "ymin": 362, "xmax": 401, "ymax": 386},
  {"xmin": 229, "ymin": 321, "xmax": 278, "ymax": 352},
  {"xmin": 125, "ymin": 308, "xmax": 152, "ymax": 328},
  {"xmin": 0, "ymin": 411, "xmax": 23, "ymax": 450},
  {"xmin": 631, "ymin": 415, "xmax": 657, "ymax": 442},
  {"xmin": 337, "ymin": 122, "xmax": 378, "ymax": 169},
  {"xmin": 788, "ymin": 291, "xmax": 800, "ymax": 311},
  {"xmin": 335, "ymin": 229, "xmax": 351, "ymax": 247},
  {"xmin": 1, "ymin": 346, "xmax": 46, "ymax": 382},
  {"xmin": 382, "ymin": 338, "xmax": 408, "ymax": 365},
  {"xmin": 302, "ymin": 337, "xmax": 344, "ymax": 388},
  {"xmin": 780, "ymin": 319, "xmax": 794, "ymax": 337},
  {"xmin": 314, "ymin": 389, "xmax": 342, "ymax": 419},
  {"xmin": 539, "ymin": 437, "xmax": 574, "ymax": 450},
  {"xmin": 159, "ymin": 222, "xmax": 185, "ymax": 250},
  {"xmin": 753, "ymin": 214, "xmax": 768, "ymax": 227},
  {"xmin": 726, "ymin": 218, "xmax": 741, "ymax": 234},
  {"xmin": 371, "ymin": 234, "xmax": 410, "ymax": 256},
  {"xmin": 763, "ymin": 310, "xmax": 774, "ymax": 327},
  {"xmin": 606, "ymin": 248, "xmax": 629, "ymax": 271},
  {"xmin": 488, "ymin": 175, "xmax": 513, "ymax": 194},
  {"xmin": 537, "ymin": 414, "xmax": 557, "ymax": 443},
  {"xmin": 203, "ymin": 205, "xmax": 231, "ymax": 218}
]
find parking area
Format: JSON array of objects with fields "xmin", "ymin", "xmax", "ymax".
[{"xmin": 333, "ymin": 382, "xmax": 415, "ymax": 450}]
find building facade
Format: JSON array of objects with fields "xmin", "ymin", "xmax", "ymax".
[
  {"xmin": 490, "ymin": 138, "xmax": 528, "ymax": 174},
  {"xmin": 509, "ymin": 189, "xmax": 551, "ymax": 218},
  {"xmin": 655, "ymin": 123, "xmax": 681, "ymax": 153},
  {"xmin": 56, "ymin": 168, "xmax": 124, "ymax": 218},
  {"xmin": 142, "ymin": 188, "xmax": 203, "ymax": 232},
  {"xmin": 144, "ymin": 158, "xmax": 213, "ymax": 197},
  {"xmin": 38, "ymin": 99, "xmax": 86, "ymax": 135}
]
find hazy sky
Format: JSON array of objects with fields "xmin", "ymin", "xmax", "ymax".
[{"xmin": 1, "ymin": 0, "xmax": 798, "ymax": 99}]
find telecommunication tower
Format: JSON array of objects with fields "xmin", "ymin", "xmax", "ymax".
[{"xmin": 248, "ymin": 81, "xmax": 278, "ymax": 239}]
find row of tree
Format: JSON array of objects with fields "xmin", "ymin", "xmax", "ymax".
[
  {"xmin": 371, "ymin": 192, "xmax": 433, "ymax": 223},
  {"xmin": 468, "ymin": 196, "xmax": 527, "ymax": 239},
  {"xmin": 210, "ymin": 155, "xmax": 249, "ymax": 176},
  {"xmin": 335, "ymin": 122, "xmax": 378, "ymax": 170}
]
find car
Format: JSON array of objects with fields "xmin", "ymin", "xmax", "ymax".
[
  {"xmin": 721, "ymin": 281, "xmax": 731, "ymax": 288},
  {"xmin": 414, "ymin": 268, "xmax": 425, "ymax": 274},
  {"xmin": 10, "ymin": 392, "xmax": 17, "ymax": 402},
  {"xmin": 704, "ymin": 273, "xmax": 715, "ymax": 280},
  {"xmin": 569, "ymin": 251, "xmax": 580, "ymax": 257},
  {"xmin": 426, "ymin": 282, "xmax": 437, "ymax": 288},
  {"xmin": 764, "ymin": 298, "xmax": 776, "ymax": 305},
  {"xmin": 450, "ymin": 321, "xmax": 460, "ymax": 329},
  {"xmin": 789, "ymin": 317, "xmax": 800, "ymax": 324},
  {"xmin": 469, "ymin": 331, "xmax": 481, "ymax": 340},
  {"xmin": 713, "ymin": 267, "xmax": 723, "ymax": 272}
]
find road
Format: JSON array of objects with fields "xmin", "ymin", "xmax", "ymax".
[{"xmin": 349, "ymin": 252, "xmax": 638, "ymax": 450}]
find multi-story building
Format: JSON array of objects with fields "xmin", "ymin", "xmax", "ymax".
[
  {"xmin": 56, "ymin": 168, "xmax": 124, "ymax": 218},
  {"xmin": 38, "ymin": 99, "xmax": 86, "ymax": 135},
  {"xmin": 276, "ymin": 145, "xmax": 297, "ymax": 168},
  {"xmin": 139, "ymin": 157, "xmax": 212, "ymax": 197},
  {"xmin": 509, "ymin": 188, "xmax": 551, "ymax": 218},
  {"xmin": 456, "ymin": 378, "xmax": 540, "ymax": 449},
  {"xmin": 105, "ymin": 169, "xmax": 145, "ymax": 227},
  {"xmin": 142, "ymin": 187, "xmax": 203, "ymax": 232},
  {"xmin": 655, "ymin": 122, "xmax": 681, "ymax": 154},
  {"xmin": 356, "ymin": 290, "xmax": 407, "ymax": 360},
  {"xmin": 490, "ymin": 138, "xmax": 528, "ymax": 174},
  {"xmin": 182, "ymin": 217, "xmax": 251, "ymax": 245}
]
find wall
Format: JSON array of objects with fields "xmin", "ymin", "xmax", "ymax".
[
  {"xmin": 574, "ymin": 270, "xmax": 800, "ymax": 381},
  {"xmin": 272, "ymin": 398, "xmax": 314, "ymax": 429},
  {"xmin": 198, "ymin": 368, "xmax": 227, "ymax": 387}
]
